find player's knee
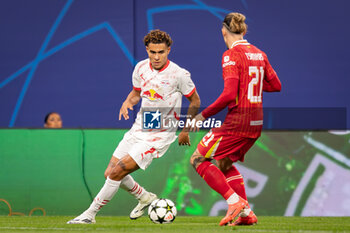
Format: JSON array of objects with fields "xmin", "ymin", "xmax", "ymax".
[
  {"xmin": 104, "ymin": 166, "xmax": 110, "ymax": 179},
  {"xmin": 189, "ymin": 154, "xmax": 196, "ymax": 166},
  {"xmin": 104, "ymin": 170, "xmax": 109, "ymax": 179},
  {"xmin": 108, "ymin": 165, "xmax": 126, "ymax": 181},
  {"xmin": 190, "ymin": 151, "xmax": 197, "ymax": 166},
  {"xmin": 105, "ymin": 156, "xmax": 118, "ymax": 179},
  {"xmin": 190, "ymin": 151, "xmax": 206, "ymax": 169}
]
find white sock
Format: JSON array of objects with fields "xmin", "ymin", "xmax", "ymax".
[
  {"xmin": 226, "ymin": 192, "xmax": 239, "ymax": 205},
  {"xmin": 240, "ymin": 206, "xmax": 251, "ymax": 217},
  {"xmin": 85, "ymin": 177, "xmax": 121, "ymax": 218},
  {"xmin": 120, "ymin": 175, "xmax": 147, "ymax": 200}
]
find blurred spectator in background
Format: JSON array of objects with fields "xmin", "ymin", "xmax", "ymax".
[{"xmin": 44, "ymin": 112, "xmax": 62, "ymax": 128}]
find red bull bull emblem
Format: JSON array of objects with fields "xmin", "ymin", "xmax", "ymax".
[{"xmin": 143, "ymin": 89, "xmax": 163, "ymax": 100}]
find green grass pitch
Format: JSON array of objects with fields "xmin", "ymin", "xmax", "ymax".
[{"xmin": 0, "ymin": 216, "xmax": 350, "ymax": 233}]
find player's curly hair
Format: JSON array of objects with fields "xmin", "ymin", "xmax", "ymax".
[
  {"xmin": 223, "ymin": 12, "xmax": 247, "ymax": 35},
  {"xmin": 143, "ymin": 29, "xmax": 173, "ymax": 47}
]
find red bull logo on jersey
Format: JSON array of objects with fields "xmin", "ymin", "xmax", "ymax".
[{"xmin": 143, "ymin": 89, "xmax": 164, "ymax": 101}]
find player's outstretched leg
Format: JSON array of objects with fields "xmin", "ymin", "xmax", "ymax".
[
  {"xmin": 67, "ymin": 177, "xmax": 121, "ymax": 224},
  {"xmin": 68, "ymin": 155, "xmax": 139, "ymax": 224},
  {"xmin": 191, "ymin": 152, "xmax": 247, "ymax": 226},
  {"xmin": 230, "ymin": 210, "xmax": 258, "ymax": 226}
]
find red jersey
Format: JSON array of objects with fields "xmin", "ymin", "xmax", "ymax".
[{"xmin": 202, "ymin": 40, "xmax": 281, "ymax": 138}]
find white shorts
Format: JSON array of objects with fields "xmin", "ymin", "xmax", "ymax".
[{"xmin": 112, "ymin": 132, "xmax": 171, "ymax": 170}]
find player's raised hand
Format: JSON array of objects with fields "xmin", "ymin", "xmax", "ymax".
[
  {"xmin": 119, "ymin": 89, "xmax": 141, "ymax": 120},
  {"xmin": 178, "ymin": 131, "xmax": 190, "ymax": 146},
  {"xmin": 119, "ymin": 102, "xmax": 133, "ymax": 120}
]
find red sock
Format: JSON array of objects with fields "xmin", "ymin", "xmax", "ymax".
[
  {"xmin": 196, "ymin": 161, "xmax": 234, "ymax": 200},
  {"xmin": 223, "ymin": 165, "xmax": 247, "ymax": 200}
]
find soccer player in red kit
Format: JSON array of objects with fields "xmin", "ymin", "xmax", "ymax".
[{"xmin": 190, "ymin": 12, "xmax": 281, "ymax": 226}]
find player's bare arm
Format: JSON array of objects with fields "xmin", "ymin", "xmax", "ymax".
[
  {"xmin": 119, "ymin": 89, "xmax": 141, "ymax": 120},
  {"xmin": 178, "ymin": 90, "xmax": 200, "ymax": 146}
]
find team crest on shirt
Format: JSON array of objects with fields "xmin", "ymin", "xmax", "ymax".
[{"xmin": 143, "ymin": 89, "xmax": 164, "ymax": 101}]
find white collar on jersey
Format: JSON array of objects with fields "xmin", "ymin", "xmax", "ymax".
[
  {"xmin": 230, "ymin": 39, "xmax": 250, "ymax": 49},
  {"xmin": 149, "ymin": 59, "xmax": 170, "ymax": 73}
]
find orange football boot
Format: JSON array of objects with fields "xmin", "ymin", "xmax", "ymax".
[
  {"xmin": 219, "ymin": 197, "xmax": 248, "ymax": 226},
  {"xmin": 229, "ymin": 210, "xmax": 258, "ymax": 226}
]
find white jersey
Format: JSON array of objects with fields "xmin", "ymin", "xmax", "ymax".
[{"xmin": 127, "ymin": 58, "xmax": 196, "ymax": 148}]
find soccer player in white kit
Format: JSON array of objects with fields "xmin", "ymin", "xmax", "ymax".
[{"xmin": 67, "ymin": 30, "xmax": 200, "ymax": 224}]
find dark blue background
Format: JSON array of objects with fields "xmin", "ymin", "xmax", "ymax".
[{"xmin": 1, "ymin": 0, "xmax": 349, "ymax": 128}]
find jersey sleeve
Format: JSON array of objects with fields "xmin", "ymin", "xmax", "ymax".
[
  {"xmin": 222, "ymin": 51, "xmax": 240, "ymax": 81},
  {"xmin": 178, "ymin": 69, "xmax": 196, "ymax": 97},
  {"xmin": 263, "ymin": 53, "xmax": 278, "ymax": 81},
  {"xmin": 132, "ymin": 63, "xmax": 141, "ymax": 91},
  {"xmin": 201, "ymin": 52, "xmax": 240, "ymax": 118},
  {"xmin": 201, "ymin": 78, "xmax": 239, "ymax": 119}
]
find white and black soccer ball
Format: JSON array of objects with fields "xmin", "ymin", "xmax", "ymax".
[{"xmin": 148, "ymin": 198, "xmax": 177, "ymax": 224}]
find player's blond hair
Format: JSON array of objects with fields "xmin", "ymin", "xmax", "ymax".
[
  {"xmin": 223, "ymin": 12, "xmax": 247, "ymax": 35},
  {"xmin": 143, "ymin": 29, "xmax": 173, "ymax": 47}
]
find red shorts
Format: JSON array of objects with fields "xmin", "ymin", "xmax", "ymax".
[{"xmin": 197, "ymin": 130, "xmax": 258, "ymax": 162}]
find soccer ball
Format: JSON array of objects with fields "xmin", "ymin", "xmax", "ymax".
[{"xmin": 148, "ymin": 198, "xmax": 177, "ymax": 224}]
